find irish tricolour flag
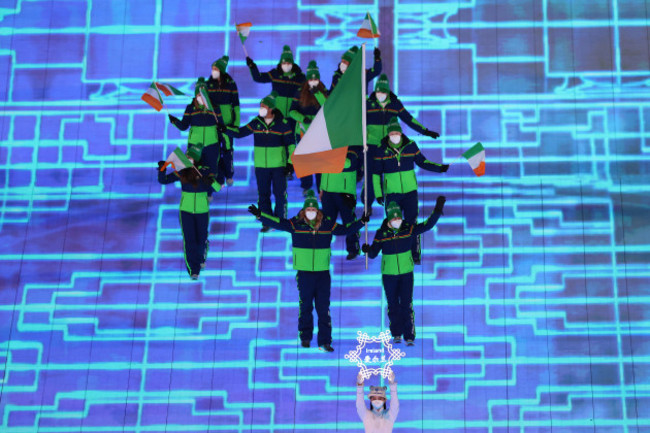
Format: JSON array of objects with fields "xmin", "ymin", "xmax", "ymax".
[
  {"xmin": 292, "ymin": 45, "xmax": 365, "ymax": 178},
  {"xmin": 462, "ymin": 142, "xmax": 486, "ymax": 177},
  {"xmin": 357, "ymin": 12, "xmax": 380, "ymax": 38},
  {"xmin": 236, "ymin": 22, "xmax": 252, "ymax": 45},
  {"xmin": 142, "ymin": 82, "xmax": 186, "ymax": 112},
  {"xmin": 161, "ymin": 147, "xmax": 193, "ymax": 172}
]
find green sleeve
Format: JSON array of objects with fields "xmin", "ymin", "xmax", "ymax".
[
  {"xmin": 373, "ymin": 173, "xmax": 382, "ymax": 198},
  {"xmin": 234, "ymin": 105, "xmax": 241, "ymax": 127}
]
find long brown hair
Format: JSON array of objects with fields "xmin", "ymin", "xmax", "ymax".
[
  {"xmin": 178, "ymin": 167, "xmax": 200, "ymax": 187},
  {"xmin": 298, "ymin": 81, "xmax": 328, "ymax": 108},
  {"xmin": 298, "ymin": 209, "xmax": 323, "ymax": 231}
]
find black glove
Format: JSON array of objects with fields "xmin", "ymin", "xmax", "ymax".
[
  {"xmin": 361, "ymin": 211, "xmax": 371, "ymax": 223},
  {"xmin": 424, "ymin": 129, "xmax": 440, "ymax": 139},
  {"xmin": 303, "ymin": 116, "xmax": 312, "ymax": 125},
  {"xmin": 374, "ymin": 47, "xmax": 381, "ymax": 61},
  {"xmin": 284, "ymin": 164, "xmax": 294, "ymax": 176},
  {"xmin": 341, "ymin": 193, "xmax": 356, "ymax": 210},
  {"xmin": 246, "ymin": 57, "xmax": 255, "ymax": 67},
  {"xmin": 248, "ymin": 204, "xmax": 261, "ymax": 218},
  {"xmin": 439, "ymin": 164, "xmax": 450, "ymax": 173},
  {"xmin": 157, "ymin": 160, "xmax": 165, "ymax": 169},
  {"xmin": 434, "ymin": 195, "xmax": 446, "ymax": 215},
  {"xmin": 217, "ymin": 124, "xmax": 228, "ymax": 133},
  {"xmin": 376, "ymin": 196, "xmax": 384, "ymax": 206},
  {"xmin": 168, "ymin": 114, "xmax": 179, "ymax": 124},
  {"xmin": 202, "ymin": 174, "xmax": 216, "ymax": 186},
  {"xmin": 361, "ymin": 243, "xmax": 371, "ymax": 253}
]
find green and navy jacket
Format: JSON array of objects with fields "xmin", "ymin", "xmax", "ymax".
[
  {"xmin": 207, "ymin": 74, "xmax": 240, "ymax": 149},
  {"xmin": 259, "ymin": 212, "xmax": 364, "ymax": 272},
  {"xmin": 288, "ymin": 87, "xmax": 327, "ymax": 134},
  {"xmin": 320, "ymin": 146, "xmax": 363, "ymax": 197},
  {"xmin": 373, "ymin": 135, "xmax": 445, "ymax": 198},
  {"xmin": 329, "ymin": 57, "xmax": 382, "ymax": 94},
  {"xmin": 172, "ymin": 103, "xmax": 222, "ymax": 147},
  {"xmin": 366, "ymin": 92, "xmax": 428, "ymax": 146},
  {"xmin": 158, "ymin": 167, "xmax": 222, "ymax": 214},
  {"xmin": 248, "ymin": 62, "xmax": 306, "ymax": 117},
  {"xmin": 225, "ymin": 111, "xmax": 295, "ymax": 168},
  {"xmin": 367, "ymin": 213, "xmax": 441, "ymax": 275}
]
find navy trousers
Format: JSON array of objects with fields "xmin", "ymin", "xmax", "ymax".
[
  {"xmin": 296, "ymin": 270, "xmax": 332, "ymax": 346},
  {"xmin": 217, "ymin": 148, "xmax": 234, "ymax": 184},
  {"xmin": 179, "ymin": 211, "xmax": 209, "ymax": 276},
  {"xmin": 255, "ymin": 167, "xmax": 287, "ymax": 219},
  {"xmin": 382, "ymin": 272, "xmax": 415, "ymax": 341},
  {"xmin": 321, "ymin": 191, "xmax": 359, "ymax": 254},
  {"xmin": 385, "ymin": 190, "xmax": 420, "ymax": 259}
]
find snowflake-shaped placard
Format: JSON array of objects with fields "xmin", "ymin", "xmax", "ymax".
[{"xmin": 344, "ymin": 330, "xmax": 406, "ymax": 379}]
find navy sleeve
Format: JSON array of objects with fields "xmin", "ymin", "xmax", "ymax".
[
  {"xmin": 366, "ymin": 57, "xmax": 382, "ymax": 83},
  {"xmin": 367, "ymin": 229, "xmax": 383, "ymax": 259},
  {"xmin": 158, "ymin": 170, "xmax": 180, "ymax": 185},
  {"xmin": 226, "ymin": 119, "xmax": 256, "ymax": 139},
  {"xmin": 172, "ymin": 105, "xmax": 193, "ymax": 131},
  {"xmin": 259, "ymin": 212, "xmax": 294, "ymax": 232},
  {"xmin": 332, "ymin": 218, "xmax": 364, "ymax": 236},
  {"xmin": 413, "ymin": 144, "xmax": 446, "ymax": 173},
  {"xmin": 249, "ymin": 62, "xmax": 273, "ymax": 83},
  {"xmin": 395, "ymin": 99, "xmax": 428, "ymax": 136},
  {"xmin": 412, "ymin": 211, "xmax": 442, "ymax": 236}
]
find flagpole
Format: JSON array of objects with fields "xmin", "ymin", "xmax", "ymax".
[{"xmin": 361, "ymin": 43, "xmax": 368, "ymax": 270}]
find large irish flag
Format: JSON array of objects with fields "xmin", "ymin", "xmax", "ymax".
[{"xmin": 292, "ymin": 45, "xmax": 365, "ymax": 178}]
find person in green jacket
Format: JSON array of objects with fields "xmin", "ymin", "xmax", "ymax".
[
  {"xmin": 248, "ymin": 191, "xmax": 369, "ymax": 352},
  {"xmin": 362, "ymin": 197, "xmax": 446, "ymax": 345},
  {"xmin": 373, "ymin": 118, "xmax": 448, "ymax": 264},
  {"xmin": 288, "ymin": 60, "xmax": 328, "ymax": 196},
  {"xmin": 206, "ymin": 55, "xmax": 240, "ymax": 186},
  {"xmin": 223, "ymin": 92, "xmax": 295, "ymax": 232}
]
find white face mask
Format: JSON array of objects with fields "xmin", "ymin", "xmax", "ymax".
[
  {"xmin": 308, "ymin": 80, "xmax": 319, "ymax": 88},
  {"xmin": 371, "ymin": 400, "xmax": 384, "ymax": 409},
  {"xmin": 196, "ymin": 95, "xmax": 205, "ymax": 106},
  {"xmin": 259, "ymin": 107, "xmax": 268, "ymax": 117},
  {"xmin": 281, "ymin": 63, "xmax": 293, "ymax": 73},
  {"xmin": 376, "ymin": 92, "xmax": 387, "ymax": 102},
  {"xmin": 305, "ymin": 210, "xmax": 317, "ymax": 221},
  {"xmin": 391, "ymin": 219, "xmax": 403, "ymax": 229},
  {"xmin": 389, "ymin": 134, "xmax": 402, "ymax": 145},
  {"xmin": 339, "ymin": 62, "xmax": 348, "ymax": 73},
  {"xmin": 211, "ymin": 69, "xmax": 220, "ymax": 80}
]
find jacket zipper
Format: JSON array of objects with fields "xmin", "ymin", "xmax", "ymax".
[{"xmin": 393, "ymin": 230, "xmax": 400, "ymax": 274}]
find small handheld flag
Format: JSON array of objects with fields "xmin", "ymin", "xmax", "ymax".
[
  {"xmin": 462, "ymin": 142, "xmax": 485, "ymax": 177},
  {"xmin": 142, "ymin": 82, "xmax": 187, "ymax": 112},
  {"xmin": 357, "ymin": 12, "xmax": 380, "ymax": 38},
  {"xmin": 236, "ymin": 22, "xmax": 252, "ymax": 57},
  {"xmin": 161, "ymin": 147, "xmax": 194, "ymax": 172}
]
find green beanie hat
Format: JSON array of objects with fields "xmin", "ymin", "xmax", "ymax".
[
  {"xmin": 280, "ymin": 45, "xmax": 294, "ymax": 63},
  {"xmin": 303, "ymin": 189, "xmax": 319, "ymax": 209},
  {"xmin": 306, "ymin": 60, "xmax": 320, "ymax": 80},
  {"xmin": 387, "ymin": 117, "xmax": 402, "ymax": 134},
  {"xmin": 386, "ymin": 202, "xmax": 402, "ymax": 220},
  {"xmin": 375, "ymin": 73, "xmax": 390, "ymax": 93},
  {"xmin": 212, "ymin": 55, "xmax": 229, "ymax": 73},
  {"xmin": 261, "ymin": 91, "xmax": 278, "ymax": 110},
  {"xmin": 194, "ymin": 77, "xmax": 207, "ymax": 96},
  {"xmin": 186, "ymin": 146, "xmax": 201, "ymax": 162},
  {"xmin": 341, "ymin": 46, "xmax": 359, "ymax": 63}
]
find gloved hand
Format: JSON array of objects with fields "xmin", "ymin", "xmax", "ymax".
[
  {"xmin": 248, "ymin": 204, "xmax": 261, "ymax": 218},
  {"xmin": 357, "ymin": 372, "xmax": 365, "ymax": 385},
  {"xmin": 157, "ymin": 160, "xmax": 165, "ymax": 169},
  {"xmin": 168, "ymin": 114, "xmax": 179, "ymax": 124},
  {"xmin": 424, "ymin": 129, "xmax": 440, "ymax": 139},
  {"xmin": 361, "ymin": 212, "xmax": 371, "ymax": 224},
  {"xmin": 246, "ymin": 56, "xmax": 255, "ymax": 67},
  {"xmin": 439, "ymin": 164, "xmax": 450, "ymax": 173},
  {"xmin": 341, "ymin": 193, "xmax": 356, "ymax": 210},
  {"xmin": 303, "ymin": 116, "xmax": 312, "ymax": 125},
  {"xmin": 374, "ymin": 47, "xmax": 381, "ymax": 61},
  {"xmin": 201, "ymin": 174, "xmax": 215, "ymax": 186},
  {"xmin": 284, "ymin": 163, "xmax": 294, "ymax": 176},
  {"xmin": 217, "ymin": 124, "xmax": 228, "ymax": 133},
  {"xmin": 376, "ymin": 196, "xmax": 384, "ymax": 206},
  {"xmin": 361, "ymin": 243, "xmax": 371, "ymax": 253},
  {"xmin": 434, "ymin": 195, "xmax": 446, "ymax": 215}
]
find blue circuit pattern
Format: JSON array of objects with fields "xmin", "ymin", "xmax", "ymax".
[{"xmin": 1, "ymin": 0, "xmax": 650, "ymax": 431}]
